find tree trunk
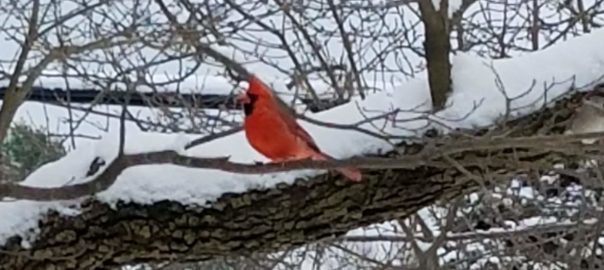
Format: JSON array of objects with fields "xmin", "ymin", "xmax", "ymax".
[{"xmin": 418, "ymin": 0, "xmax": 452, "ymax": 111}]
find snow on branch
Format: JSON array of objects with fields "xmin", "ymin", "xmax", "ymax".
[
  {"xmin": 0, "ymin": 92, "xmax": 599, "ymax": 269},
  {"xmin": 2, "ymin": 109, "xmax": 604, "ymax": 202}
]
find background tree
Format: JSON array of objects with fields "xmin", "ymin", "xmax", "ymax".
[{"xmin": 1, "ymin": 123, "xmax": 65, "ymax": 181}]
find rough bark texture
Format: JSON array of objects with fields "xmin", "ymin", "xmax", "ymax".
[
  {"xmin": 0, "ymin": 169, "xmax": 474, "ymax": 270},
  {"xmin": 0, "ymin": 92, "xmax": 586, "ymax": 269},
  {"xmin": 419, "ymin": 0, "xmax": 452, "ymax": 110}
]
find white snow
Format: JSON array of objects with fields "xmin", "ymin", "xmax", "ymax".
[
  {"xmin": 1, "ymin": 17, "xmax": 604, "ymax": 255},
  {"xmin": 441, "ymin": 31, "xmax": 604, "ymax": 128},
  {"xmin": 431, "ymin": 0, "xmax": 464, "ymax": 16}
]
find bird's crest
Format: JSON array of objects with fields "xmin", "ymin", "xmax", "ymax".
[
  {"xmin": 247, "ymin": 74, "xmax": 275, "ymax": 98},
  {"xmin": 246, "ymin": 74, "xmax": 297, "ymax": 116}
]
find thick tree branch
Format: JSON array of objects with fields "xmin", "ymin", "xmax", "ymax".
[{"xmin": 0, "ymin": 91, "xmax": 595, "ymax": 269}]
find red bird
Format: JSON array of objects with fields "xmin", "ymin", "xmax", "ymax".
[{"xmin": 235, "ymin": 74, "xmax": 362, "ymax": 182}]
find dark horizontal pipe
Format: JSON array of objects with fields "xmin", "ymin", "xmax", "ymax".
[
  {"xmin": 0, "ymin": 86, "xmax": 345, "ymax": 112},
  {"xmin": 0, "ymin": 86, "xmax": 238, "ymax": 109}
]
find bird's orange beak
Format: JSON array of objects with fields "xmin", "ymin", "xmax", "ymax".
[{"xmin": 234, "ymin": 91, "xmax": 251, "ymax": 104}]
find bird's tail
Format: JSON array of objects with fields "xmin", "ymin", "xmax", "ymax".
[{"xmin": 312, "ymin": 152, "xmax": 362, "ymax": 182}]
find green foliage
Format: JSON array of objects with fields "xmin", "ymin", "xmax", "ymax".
[{"xmin": 0, "ymin": 123, "xmax": 65, "ymax": 181}]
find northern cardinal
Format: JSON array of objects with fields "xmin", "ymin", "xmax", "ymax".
[{"xmin": 235, "ymin": 74, "xmax": 362, "ymax": 182}]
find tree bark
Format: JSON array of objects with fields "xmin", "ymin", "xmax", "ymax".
[
  {"xmin": 0, "ymin": 92, "xmax": 587, "ymax": 269},
  {"xmin": 418, "ymin": 0, "xmax": 452, "ymax": 111}
]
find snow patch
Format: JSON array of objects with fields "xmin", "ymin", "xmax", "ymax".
[{"xmin": 431, "ymin": 0, "xmax": 465, "ymax": 17}]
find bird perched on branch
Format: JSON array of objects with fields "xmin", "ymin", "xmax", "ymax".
[
  {"xmin": 235, "ymin": 74, "xmax": 362, "ymax": 182},
  {"xmin": 567, "ymin": 92, "xmax": 604, "ymax": 144}
]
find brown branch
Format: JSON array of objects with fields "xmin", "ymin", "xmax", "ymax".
[
  {"xmin": 0, "ymin": 151, "xmax": 427, "ymax": 201},
  {"xmin": 0, "ymin": 0, "xmax": 40, "ymax": 143},
  {"xmin": 184, "ymin": 127, "xmax": 244, "ymax": 150},
  {"xmin": 3, "ymin": 127, "xmax": 604, "ymax": 201}
]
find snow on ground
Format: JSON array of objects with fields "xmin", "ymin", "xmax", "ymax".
[{"xmin": 1, "ymin": 27, "xmax": 604, "ymax": 252}]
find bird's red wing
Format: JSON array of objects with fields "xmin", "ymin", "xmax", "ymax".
[
  {"xmin": 247, "ymin": 74, "xmax": 321, "ymax": 152},
  {"xmin": 293, "ymin": 122, "xmax": 321, "ymax": 153},
  {"xmin": 272, "ymin": 94, "xmax": 321, "ymax": 153}
]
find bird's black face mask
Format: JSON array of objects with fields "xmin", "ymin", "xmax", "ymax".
[{"xmin": 235, "ymin": 92, "xmax": 258, "ymax": 116}]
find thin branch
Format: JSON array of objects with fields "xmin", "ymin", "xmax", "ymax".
[
  {"xmin": 184, "ymin": 127, "xmax": 243, "ymax": 149},
  {"xmin": 340, "ymin": 219, "xmax": 597, "ymax": 243},
  {"xmin": 326, "ymin": 0, "xmax": 365, "ymax": 99},
  {"xmin": 3, "ymin": 130, "xmax": 604, "ymax": 201},
  {"xmin": 0, "ymin": 0, "xmax": 41, "ymax": 142},
  {"xmin": 154, "ymin": 0, "xmax": 250, "ymax": 80}
]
